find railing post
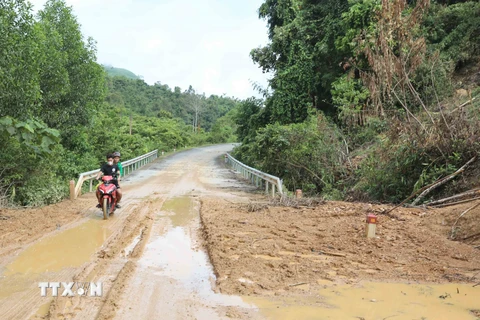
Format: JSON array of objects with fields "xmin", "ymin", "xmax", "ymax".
[
  {"xmin": 266, "ymin": 182, "xmax": 269, "ymax": 194},
  {"xmin": 70, "ymin": 180, "xmax": 76, "ymax": 200},
  {"xmin": 272, "ymin": 184, "xmax": 276, "ymax": 197},
  {"xmin": 89, "ymin": 179, "xmax": 93, "ymax": 192}
]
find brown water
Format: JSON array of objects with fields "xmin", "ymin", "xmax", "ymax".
[
  {"xmin": 4, "ymin": 218, "xmax": 111, "ymax": 276},
  {"xmin": 245, "ymin": 281, "xmax": 480, "ymax": 320},
  {"xmin": 0, "ymin": 217, "xmax": 112, "ymax": 302},
  {"xmin": 115, "ymin": 195, "xmax": 255, "ymax": 319}
]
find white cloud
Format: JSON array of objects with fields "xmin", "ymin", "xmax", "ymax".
[{"xmin": 28, "ymin": 0, "xmax": 270, "ymax": 99}]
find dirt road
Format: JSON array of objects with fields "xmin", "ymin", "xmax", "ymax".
[
  {"xmin": 0, "ymin": 145, "xmax": 260, "ymax": 319},
  {"xmin": 1, "ymin": 144, "xmax": 479, "ymax": 320}
]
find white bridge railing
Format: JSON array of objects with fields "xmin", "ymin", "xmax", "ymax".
[
  {"xmin": 70, "ymin": 150, "xmax": 158, "ymax": 199},
  {"xmin": 225, "ymin": 153, "xmax": 283, "ymax": 196}
]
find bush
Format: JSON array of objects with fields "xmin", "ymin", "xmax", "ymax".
[{"xmin": 234, "ymin": 114, "xmax": 346, "ymax": 196}]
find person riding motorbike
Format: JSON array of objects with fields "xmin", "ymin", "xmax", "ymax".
[
  {"xmin": 95, "ymin": 154, "xmax": 122, "ymax": 208},
  {"xmin": 112, "ymin": 151, "xmax": 123, "ymax": 208}
]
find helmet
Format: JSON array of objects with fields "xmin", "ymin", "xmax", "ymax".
[{"xmin": 113, "ymin": 151, "xmax": 121, "ymax": 157}]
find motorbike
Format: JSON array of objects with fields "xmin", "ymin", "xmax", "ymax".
[{"xmin": 96, "ymin": 175, "xmax": 118, "ymax": 219}]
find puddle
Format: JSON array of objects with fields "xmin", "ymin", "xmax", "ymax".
[
  {"xmin": 160, "ymin": 196, "xmax": 196, "ymax": 227},
  {"xmin": 34, "ymin": 301, "xmax": 52, "ymax": 318},
  {"xmin": 245, "ymin": 282, "xmax": 480, "ymax": 320},
  {"xmin": 0, "ymin": 218, "xmax": 112, "ymax": 308},
  {"xmin": 123, "ymin": 235, "xmax": 141, "ymax": 257},
  {"xmin": 3, "ymin": 219, "xmax": 111, "ymax": 276},
  {"xmin": 138, "ymin": 196, "xmax": 253, "ymax": 308}
]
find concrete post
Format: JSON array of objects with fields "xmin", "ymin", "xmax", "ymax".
[
  {"xmin": 69, "ymin": 180, "xmax": 76, "ymax": 200},
  {"xmin": 296, "ymin": 189, "xmax": 302, "ymax": 199},
  {"xmin": 366, "ymin": 214, "xmax": 378, "ymax": 238}
]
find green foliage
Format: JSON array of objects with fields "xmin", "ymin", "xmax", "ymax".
[
  {"xmin": 238, "ymin": 0, "xmax": 480, "ymax": 204},
  {"xmin": 0, "ymin": 0, "xmax": 238, "ymax": 207},
  {"xmin": 234, "ymin": 115, "xmax": 346, "ymax": 196},
  {"xmin": 103, "ymin": 66, "xmax": 140, "ymax": 79},
  {"xmin": 234, "ymin": 98, "xmax": 266, "ymax": 142},
  {"xmin": 106, "ymin": 77, "xmax": 240, "ymax": 132},
  {"xmin": 36, "ymin": 0, "xmax": 106, "ymax": 140},
  {"xmin": 252, "ymin": 0, "xmax": 350, "ymax": 121},
  {"xmin": 0, "ymin": 0, "xmax": 42, "ymax": 119},
  {"xmin": 208, "ymin": 108, "xmax": 238, "ymax": 143},
  {"xmin": 0, "ymin": 116, "xmax": 60, "ymax": 155},
  {"xmin": 423, "ymin": 1, "xmax": 480, "ymax": 68},
  {"xmin": 331, "ymin": 75, "xmax": 370, "ymax": 121}
]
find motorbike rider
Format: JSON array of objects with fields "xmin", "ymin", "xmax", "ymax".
[
  {"xmin": 95, "ymin": 154, "xmax": 122, "ymax": 208},
  {"xmin": 112, "ymin": 151, "xmax": 123, "ymax": 208}
]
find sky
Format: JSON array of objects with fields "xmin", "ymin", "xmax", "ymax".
[{"xmin": 28, "ymin": 0, "xmax": 271, "ymax": 99}]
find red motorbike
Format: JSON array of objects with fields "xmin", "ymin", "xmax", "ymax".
[{"xmin": 96, "ymin": 175, "xmax": 118, "ymax": 219}]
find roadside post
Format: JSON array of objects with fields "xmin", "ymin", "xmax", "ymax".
[
  {"xmin": 69, "ymin": 180, "xmax": 76, "ymax": 200},
  {"xmin": 295, "ymin": 189, "xmax": 302, "ymax": 199},
  {"xmin": 366, "ymin": 214, "xmax": 377, "ymax": 238}
]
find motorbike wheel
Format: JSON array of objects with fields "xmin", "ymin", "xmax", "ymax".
[{"xmin": 102, "ymin": 198, "xmax": 108, "ymax": 220}]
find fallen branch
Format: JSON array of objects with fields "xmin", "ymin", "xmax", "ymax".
[
  {"xmin": 319, "ymin": 250, "xmax": 346, "ymax": 257},
  {"xmin": 473, "ymin": 282, "xmax": 480, "ymax": 288},
  {"xmin": 463, "ymin": 232, "xmax": 480, "ymax": 241},
  {"xmin": 426, "ymin": 188, "xmax": 480, "ymax": 206},
  {"xmin": 450, "ymin": 201, "xmax": 480, "ymax": 239},
  {"xmin": 431, "ymin": 196, "xmax": 480, "ymax": 208},
  {"xmin": 412, "ymin": 156, "xmax": 477, "ymax": 206},
  {"xmin": 450, "ymin": 96, "xmax": 477, "ymax": 114},
  {"xmin": 384, "ymin": 177, "xmax": 445, "ymax": 215},
  {"xmin": 289, "ymin": 282, "xmax": 307, "ymax": 287}
]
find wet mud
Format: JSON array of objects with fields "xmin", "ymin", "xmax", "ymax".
[{"xmin": 1, "ymin": 144, "xmax": 479, "ymax": 319}]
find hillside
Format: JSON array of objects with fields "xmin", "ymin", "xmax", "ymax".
[
  {"xmin": 234, "ymin": 0, "xmax": 480, "ymax": 205},
  {"xmin": 103, "ymin": 65, "xmax": 140, "ymax": 79},
  {"xmin": 106, "ymin": 77, "xmax": 239, "ymax": 133}
]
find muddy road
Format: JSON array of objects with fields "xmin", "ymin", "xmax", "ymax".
[
  {"xmin": 0, "ymin": 144, "xmax": 260, "ymax": 319},
  {"xmin": 1, "ymin": 144, "xmax": 479, "ymax": 320}
]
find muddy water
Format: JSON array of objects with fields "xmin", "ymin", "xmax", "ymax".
[
  {"xmin": 245, "ymin": 282, "xmax": 480, "ymax": 319},
  {"xmin": 0, "ymin": 216, "xmax": 112, "ymax": 313},
  {"xmin": 115, "ymin": 196, "xmax": 255, "ymax": 319},
  {"xmin": 4, "ymin": 218, "xmax": 111, "ymax": 276}
]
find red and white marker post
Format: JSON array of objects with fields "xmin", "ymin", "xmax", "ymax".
[{"xmin": 366, "ymin": 214, "xmax": 377, "ymax": 238}]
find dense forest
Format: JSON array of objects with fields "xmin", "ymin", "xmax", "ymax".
[
  {"xmin": 0, "ymin": 0, "xmax": 237, "ymax": 207},
  {"xmin": 233, "ymin": 0, "xmax": 480, "ymax": 203},
  {"xmin": 2, "ymin": 0, "xmax": 479, "ymax": 207}
]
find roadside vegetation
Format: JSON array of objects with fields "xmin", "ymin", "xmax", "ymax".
[
  {"xmin": 0, "ymin": 0, "xmax": 238, "ymax": 207},
  {"xmin": 233, "ymin": 0, "xmax": 480, "ymax": 203}
]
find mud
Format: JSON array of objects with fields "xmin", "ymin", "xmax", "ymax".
[
  {"xmin": 423, "ymin": 200, "xmax": 480, "ymax": 247},
  {"xmin": 201, "ymin": 198, "xmax": 480, "ymax": 296},
  {"xmin": 245, "ymin": 282, "xmax": 480, "ymax": 319},
  {"xmin": 0, "ymin": 196, "xmax": 93, "ymax": 254},
  {"xmin": 1, "ymin": 144, "xmax": 479, "ymax": 319},
  {"xmin": 4, "ymin": 218, "xmax": 111, "ymax": 276}
]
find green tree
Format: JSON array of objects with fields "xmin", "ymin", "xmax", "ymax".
[
  {"xmin": 37, "ymin": 0, "xmax": 106, "ymax": 143},
  {"xmin": 0, "ymin": 0, "xmax": 42, "ymax": 120}
]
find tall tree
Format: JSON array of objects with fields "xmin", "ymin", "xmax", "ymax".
[
  {"xmin": 36, "ymin": 0, "xmax": 105, "ymax": 148},
  {"xmin": 0, "ymin": 0, "xmax": 42, "ymax": 120}
]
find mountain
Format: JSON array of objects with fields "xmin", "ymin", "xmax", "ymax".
[{"xmin": 103, "ymin": 65, "xmax": 141, "ymax": 80}]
